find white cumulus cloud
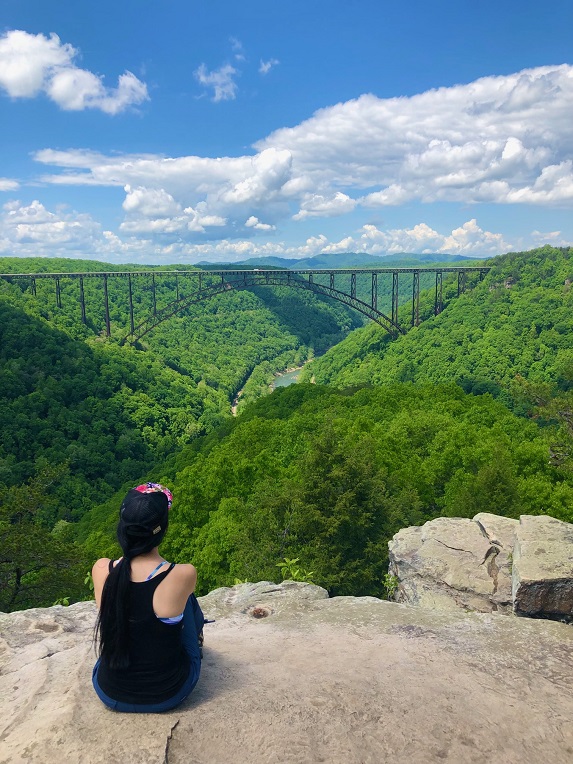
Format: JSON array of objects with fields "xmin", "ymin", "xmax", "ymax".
[
  {"xmin": 349, "ymin": 219, "xmax": 510, "ymax": 256},
  {"xmin": 0, "ymin": 199, "xmax": 103, "ymax": 254},
  {"xmin": 123, "ymin": 185, "xmax": 182, "ymax": 217},
  {"xmin": 120, "ymin": 185, "xmax": 227, "ymax": 237},
  {"xmin": 245, "ymin": 215, "xmax": 275, "ymax": 231},
  {"xmin": 195, "ymin": 63, "xmax": 239, "ymax": 102},
  {"xmin": 257, "ymin": 64, "xmax": 573, "ymax": 207},
  {"xmin": 293, "ymin": 192, "xmax": 356, "ymax": 220},
  {"xmin": 0, "ymin": 30, "xmax": 148, "ymax": 113}
]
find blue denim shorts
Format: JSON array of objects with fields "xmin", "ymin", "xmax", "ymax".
[{"xmin": 92, "ymin": 659, "xmax": 200, "ymax": 713}]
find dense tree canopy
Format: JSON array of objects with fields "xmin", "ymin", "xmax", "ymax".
[
  {"xmin": 303, "ymin": 247, "xmax": 573, "ymax": 404},
  {"xmin": 3, "ymin": 247, "xmax": 573, "ymax": 609},
  {"xmin": 81, "ymin": 383, "xmax": 573, "ymax": 598}
]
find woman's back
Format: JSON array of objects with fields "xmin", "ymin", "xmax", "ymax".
[
  {"xmin": 93, "ymin": 556, "xmax": 197, "ymax": 618},
  {"xmin": 91, "ymin": 484, "xmax": 203, "ymax": 713},
  {"xmin": 96, "ymin": 563, "xmax": 192, "ymax": 704}
]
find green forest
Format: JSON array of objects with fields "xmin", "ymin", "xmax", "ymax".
[{"xmin": 2, "ymin": 246, "xmax": 573, "ymax": 611}]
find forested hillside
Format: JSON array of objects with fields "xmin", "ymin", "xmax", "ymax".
[
  {"xmin": 0, "ymin": 257, "xmax": 359, "ymax": 610},
  {"xmin": 302, "ymin": 246, "xmax": 573, "ymax": 404},
  {"xmin": 0, "ymin": 257, "xmax": 359, "ymax": 493},
  {"xmin": 3, "ymin": 247, "xmax": 573, "ymax": 611},
  {"xmin": 78, "ymin": 382, "xmax": 573, "ymax": 598}
]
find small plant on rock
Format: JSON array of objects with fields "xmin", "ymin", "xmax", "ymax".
[
  {"xmin": 383, "ymin": 573, "xmax": 399, "ymax": 600},
  {"xmin": 276, "ymin": 557, "xmax": 315, "ymax": 584}
]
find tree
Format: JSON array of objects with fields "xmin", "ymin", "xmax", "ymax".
[{"xmin": 0, "ymin": 464, "xmax": 86, "ymax": 611}]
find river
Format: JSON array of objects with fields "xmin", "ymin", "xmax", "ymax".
[
  {"xmin": 271, "ymin": 366, "xmax": 304, "ymax": 388},
  {"xmin": 231, "ymin": 362, "xmax": 307, "ymax": 416}
]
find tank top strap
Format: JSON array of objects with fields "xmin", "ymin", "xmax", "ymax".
[
  {"xmin": 147, "ymin": 561, "xmax": 176, "ymax": 580},
  {"xmin": 145, "ymin": 560, "xmax": 169, "ymax": 580}
]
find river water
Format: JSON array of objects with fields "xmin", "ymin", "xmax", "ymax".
[
  {"xmin": 232, "ymin": 362, "xmax": 307, "ymax": 416},
  {"xmin": 271, "ymin": 367, "xmax": 303, "ymax": 388}
]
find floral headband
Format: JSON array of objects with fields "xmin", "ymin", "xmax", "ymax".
[{"xmin": 133, "ymin": 482, "xmax": 173, "ymax": 510}]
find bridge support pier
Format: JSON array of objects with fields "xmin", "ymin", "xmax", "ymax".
[
  {"xmin": 411, "ymin": 271, "xmax": 420, "ymax": 327},
  {"xmin": 392, "ymin": 272, "xmax": 399, "ymax": 326},
  {"xmin": 103, "ymin": 275, "xmax": 111, "ymax": 337},
  {"xmin": 435, "ymin": 271, "xmax": 443, "ymax": 315},
  {"xmin": 128, "ymin": 275, "xmax": 135, "ymax": 334},
  {"xmin": 371, "ymin": 273, "xmax": 377, "ymax": 311},
  {"xmin": 79, "ymin": 277, "xmax": 87, "ymax": 324}
]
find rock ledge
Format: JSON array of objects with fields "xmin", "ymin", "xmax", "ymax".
[{"xmin": 2, "ymin": 581, "xmax": 573, "ymax": 763}]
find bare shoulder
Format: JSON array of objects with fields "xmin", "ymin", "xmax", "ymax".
[
  {"xmin": 171, "ymin": 563, "xmax": 197, "ymax": 591},
  {"xmin": 173, "ymin": 563, "xmax": 197, "ymax": 581},
  {"xmin": 92, "ymin": 557, "xmax": 112, "ymax": 578},
  {"xmin": 91, "ymin": 558, "xmax": 112, "ymax": 607}
]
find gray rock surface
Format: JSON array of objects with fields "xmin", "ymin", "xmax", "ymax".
[
  {"xmin": 390, "ymin": 513, "xmax": 573, "ymax": 619},
  {"xmin": 388, "ymin": 514, "xmax": 516, "ymax": 613},
  {"xmin": 2, "ymin": 581, "xmax": 573, "ymax": 763},
  {"xmin": 513, "ymin": 515, "xmax": 573, "ymax": 618}
]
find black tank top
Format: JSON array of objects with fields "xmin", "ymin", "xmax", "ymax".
[{"xmin": 97, "ymin": 563, "xmax": 191, "ymax": 704}]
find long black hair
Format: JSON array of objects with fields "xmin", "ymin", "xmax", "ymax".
[{"xmin": 95, "ymin": 489, "xmax": 169, "ymax": 669}]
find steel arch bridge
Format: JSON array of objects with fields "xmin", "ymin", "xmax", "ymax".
[{"xmin": 0, "ymin": 266, "xmax": 491, "ymax": 345}]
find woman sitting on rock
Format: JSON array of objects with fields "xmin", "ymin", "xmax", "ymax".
[{"xmin": 91, "ymin": 483, "xmax": 204, "ymax": 713}]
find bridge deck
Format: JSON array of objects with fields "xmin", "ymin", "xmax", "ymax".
[
  {"xmin": 0, "ymin": 266, "xmax": 492, "ymax": 343},
  {"xmin": 0, "ymin": 266, "xmax": 491, "ymax": 279}
]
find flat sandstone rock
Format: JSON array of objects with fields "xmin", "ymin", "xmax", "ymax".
[{"xmin": 2, "ymin": 581, "xmax": 573, "ymax": 764}]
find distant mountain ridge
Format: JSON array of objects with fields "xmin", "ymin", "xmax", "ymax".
[{"xmin": 197, "ymin": 252, "xmax": 484, "ymax": 270}]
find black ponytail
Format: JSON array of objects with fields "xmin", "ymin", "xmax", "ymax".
[
  {"xmin": 95, "ymin": 556, "xmax": 133, "ymax": 669},
  {"xmin": 95, "ymin": 490, "xmax": 169, "ymax": 670}
]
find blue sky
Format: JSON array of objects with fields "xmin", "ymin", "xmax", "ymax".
[{"xmin": 0, "ymin": 0, "xmax": 572, "ymax": 264}]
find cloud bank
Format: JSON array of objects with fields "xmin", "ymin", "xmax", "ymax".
[
  {"xmin": 0, "ymin": 199, "xmax": 528, "ymax": 262},
  {"xmin": 34, "ymin": 64, "xmax": 573, "ymax": 215},
  {"xmin": 0, "ymin": 30, "xmax": 148, "ymax": 113},
  {"xmin": 2, "ymin": 64, "xmax": 572, "ymax": 261}
]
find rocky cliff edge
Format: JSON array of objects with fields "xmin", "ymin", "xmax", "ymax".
[{"xmin": 2, "ymin": 580, "xmax": 573, "ymax": 764}]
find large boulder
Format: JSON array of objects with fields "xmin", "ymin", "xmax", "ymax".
[
  {"xmin": 388, "ymin": 513, "xmax": 517, "ymax": 613},
  {"xmin": 389, "ymin": 513, "xmax": 573, "ymax": 620},
  {"xmin": 512, "ymin": 515, "xmax": 573, "ymax": 618},
  {"xmin": 2, "ymin": 582, "xmax": 573, "ymax": 763}
]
